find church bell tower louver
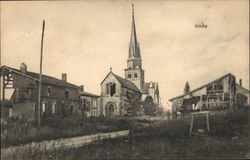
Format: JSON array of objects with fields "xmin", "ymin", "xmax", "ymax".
[{"xmin": 125, "ymin": 4, "xmax": 145, "ymax": 91}]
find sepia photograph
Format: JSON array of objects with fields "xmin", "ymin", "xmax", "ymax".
[{"xmin": 0, "ymin": 0, "xmax": 249, "ymax": 159}]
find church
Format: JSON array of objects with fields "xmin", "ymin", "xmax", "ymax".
[{"xmin": 100, "ymin": 4, "xmax": 160, "ymax": 117}]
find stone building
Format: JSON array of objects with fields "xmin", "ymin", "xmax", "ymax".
[
  {"xmin": 1, "ymin": 63, "xmax": 82, "ymax": 120},
  {"xmin": 100, "ymin": 4, "xmax": 161, "ymax": 117},
  {"xmin": 100, "ymin": 70, "xmax": 142, "ymax": 117},
  {"xmin": 169, "ymin": 73, "xmax": 249, "ymax": 117},
  {"xmin": 79, "ymin": 86, "xmax": 100, "ymax": 117}
]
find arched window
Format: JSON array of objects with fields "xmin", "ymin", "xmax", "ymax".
[
  {"xmin": 110, "ymin": 83, "xmax": 116, "ymax": 96},
  {"xmin": 106, "ymin": 83, "xmax": 116, "ymax": 96},
  {"xmin": 128, "ymin": 74, "xmax": 131, "ymax": 78}
]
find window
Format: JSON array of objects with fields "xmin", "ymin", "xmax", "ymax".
[
  {"xmin": 27, "ymin": 88, "xmax": 32, "ymax": 99},
  {"xmin": 62, "ymin": 103, "xmax": 65, "ymax": 116},
  {"xmin": 70, "ymin": 105, "xmax": 74, "ymax": 115},
  {"xmin": 9, "ymin": 108, "xmax": 13, "ymax": 117},
  {"xmin": 134, "ymin": 73, "xmax": 138, "ymax": 78},
  {"xmin": 42, "ymin": 103, "xmax": 46, "ymax": 114},
  {"xmin": 47, "ymin": 87, "xmax": 52, "ymax": 97},
  {"xmin": 110, "ymin": 83, "xmax": 116, "ymax": 96},
  {"xmin": 52, "ymin": 104, "xmax": 56, "ymax": 114},
  {"xmin": 65, "ymin": 90, "xmax": 69, "ymax": 99},
  {"xmin": 106, "ymin": 83, "xmax": 116, "ymax": 96},
  {"xmin": 83, "ymin": 99, "xmax": 86, "ymax": 109},
  {"xmin": 86, "ymin": 101, "xmax": 90, "ymax": 111},
  {"xmin": 128, "ymin": 74, "xmax": 131, "ymax": 78},
  {"xmin": 106, "ymin": 84, "xmax": 110, "ymax": 94}
]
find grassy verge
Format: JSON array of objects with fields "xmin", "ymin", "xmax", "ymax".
[
  {"xmin": 1, "ymin": 116, "xmax": 134, "ymax": 148},
  {"xmin": 2, "ymin": 108, "xmax": 250, "ymax": 159}
]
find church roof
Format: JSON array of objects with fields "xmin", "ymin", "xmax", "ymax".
[
  {"xmin": 101, "ymin": 71, "xmax": 141, "ymax": 93},
  {"xmin": 113, "ymin": 73, "xmax": 141, "ymax": 93},
  {"xmin": 142, "ymin": 82, "xmax": 158, "ymax": 94},
  {"xmin": 142, "ymin": 83, "xmax": 150, "ymax": 93},
  {"xmin": 128, "ymin": 4, "xmax": 141, "ymax": 60}
]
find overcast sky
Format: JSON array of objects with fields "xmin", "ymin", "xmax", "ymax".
[{"xmin": 1, "ymin": 0, "xmax": 249, "ymax": 109}]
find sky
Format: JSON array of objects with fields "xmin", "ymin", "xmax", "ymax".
[{"xmin": 1, "ymin": 0, "xmax": 249, "ymax": 109}]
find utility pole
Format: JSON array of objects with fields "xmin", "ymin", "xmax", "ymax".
[{"xmin": 37, "ymin": 20, "xmax": 45, "ymax": 127}]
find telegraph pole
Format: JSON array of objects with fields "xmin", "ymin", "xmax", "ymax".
[{"xmin": 37, "ymin": 20, "xmax": 45, "ymax": 127}]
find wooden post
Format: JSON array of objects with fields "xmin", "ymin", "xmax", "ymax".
[
  {"xmin": 189, "ymin": 114, "xmax": 194, "ymax": 135},
  {"xmin": 1, "ymin": 75, "xmax": 5, "ymax": 108},
  {"xmin": 37, "ymin": 20, "xmax": 45, "ymax": 127},
  {"xmin": 206, "ymin": 113, "xmax": 210, "ymax": 132}
]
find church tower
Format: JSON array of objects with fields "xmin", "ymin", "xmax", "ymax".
[{"xmin": 125, "ymin": 4, "xmax": 145, "ymax": 91}]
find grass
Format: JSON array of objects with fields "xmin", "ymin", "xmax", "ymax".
[
  {"xmin": 1, "ymin": 116, "xmax": 133, "ymax": 148},
  {"xmin": 2, "ymin": 108, "xmax": 250, "ymax": 159}
]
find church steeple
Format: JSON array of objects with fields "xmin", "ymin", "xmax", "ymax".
[
  {"xmin": 128, "ymin": 4, "xmax": 141, "ymax": 62},
  {"xmin": 125, "ymin": 4, "xmax": 144, "ymax": 91}
]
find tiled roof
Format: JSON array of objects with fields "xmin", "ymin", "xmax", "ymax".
[
  {"xmin": 112, "ymin": 73, "xmax": 141, "ymax": 93},
  {"xmin": 1, "ymin": 66, "xmax": 80, "ymax": 89}
]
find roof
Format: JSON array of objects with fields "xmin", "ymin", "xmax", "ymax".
[
  {"xmin": 142, "ymin": 83, "xmax": 150, "ymax": 93},
  {"xmin": 169, "ymin": 73, "xmax": 235, "ymax": 101},
  {"xmin": 1, "ymin": 65, "xmax": 80, "ymax": 89},
  {"xmin": 236, "ymin": 83, "xmax": 250, "ymax": 94},
  {"xmin": 80, "ymin": 91, "xmax": 100, "ymax": 97},
  {"xmin": 113, "ymin": 73, "xmax": 141, "ymax": 92},
  {"xmin": 101, "ymin": 71, "xmax": 141, "ymax": 93},
  {"xmin": 128, "ymin": 4, "xmax": 141, "ymax": 60},
  {"xmin": 142, "ymin": 82, "xmax": 158, "ymax": 94}
]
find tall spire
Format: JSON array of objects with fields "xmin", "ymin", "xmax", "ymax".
[{"xmin": 128, "ymin": 3, "xmax": 141, "ymax": 60}]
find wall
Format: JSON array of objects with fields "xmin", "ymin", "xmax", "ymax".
[
  {"xmin": 12, "ymin": 102, "xmax": 36, "ymax": 121},
  {"xmin": 1, "ymin": 130, "xmax": 129, "ymax": 159}
]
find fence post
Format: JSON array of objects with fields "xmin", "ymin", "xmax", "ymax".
[
  {"xmin": 189, "ymin": 114, "xmax": 194, "ymax": 135},
  {"xmin": 206, "ymin": 113, "xmax": 210, "ymax": 132}
]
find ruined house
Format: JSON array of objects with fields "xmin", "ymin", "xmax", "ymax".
[
  {"xmin": 169, "ymin": 73, "xmax": 249, "ymax": 117},
  {"xmin": 0, "ymin": 63, "xmax": 82, "ymax": 120}
]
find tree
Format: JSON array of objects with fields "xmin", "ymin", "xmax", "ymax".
[
  {"xmin": 125, "ymin": 90, "xmax": 142, "ymax": 116},
  {"xmin": 143, "ymin": 96, "xmax": 157, "ymax": 116},
  {"xmin": 184, "ymin": 81, "xmax": 190, "ymax": 94}
]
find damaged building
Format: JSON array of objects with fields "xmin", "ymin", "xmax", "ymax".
[
  {"xmin": 169, "ymin": 73, "xmax": 249, "ymax": 117},
  {"xmin": 0, "ymin": 63, "xmax": 82, "ymax": 121}
]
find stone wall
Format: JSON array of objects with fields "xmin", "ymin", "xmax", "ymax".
[{"xmin": 1, "ymin": 130, "xmax": 129, "ymax": 158}]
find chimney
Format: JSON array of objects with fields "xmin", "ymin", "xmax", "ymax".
[
  {"xmin": 239, "ymin": 79, "xmax": 242, "ymax": 86},
  {"xmin": 80, "ymin": 85, "xmax": 84, "ymax": 92},
  {"xmin": 62, "ymin": 73, "xmax": 67, "ymax": 82},
  {"xmin": 20, "ymin": 63, "xmax": 27, "ymax": 73}
]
